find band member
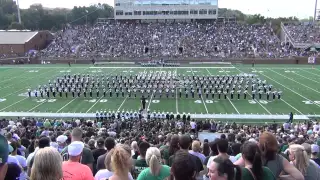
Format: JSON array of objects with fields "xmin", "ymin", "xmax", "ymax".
[
  {"xmin": 244, "ymin": 90, "xmax": 247, "ymax": 99},
  {"xmin": 89, "ymin": 88, "xmax": 93, "ymax": 98},
  {"xmin": 52, "ymin": 89, "xmax": 56, "ymax": 98},
  {"xmin": 28, "ymin": 89, "xmax": 31, "ymax": 97},
  {"xmin": 252, "ymin": 90, "xmax": 256, "ymax": 100}
]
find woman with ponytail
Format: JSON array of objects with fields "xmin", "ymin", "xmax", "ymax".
[
  {"xmin": 137, "ymin": 147, "xmax": 170, "ymax": 180},
  {"xmin": 241, "ymin": 141, "xmax": 275, "ymax": 180},
  {"xmin": 109, "ymin": 145, "xmax": 133, "ymax": 180},
  {"xmin": 288, "ymin": 144, "xmax": 320, "ymax": 180}
]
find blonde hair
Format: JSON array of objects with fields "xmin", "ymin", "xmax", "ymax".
[
  {"xmin": 104, "ymin": 149, "xmax": 114, "ymax": 171},
  {"xmin": 30, "ymin": 147, "xmax": 63, "ymax": 180},
  {"xmin": 289, "ymin": 144, "xmax": 309, "ymax": 175},
  {"xmin": 111, "ymin": 145, "xmax": 132, "ymax": 177},
  {"xmin": 192, "ymin": 141, "xmax": 201, "ymax": 152},
  {"xmin": 145, "ymin": 147, "xmax": 161, "ymax": 176}
]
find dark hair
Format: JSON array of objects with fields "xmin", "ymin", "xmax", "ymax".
[
  {"xmin": 212, "ymin": 156, "xmax": 242, "ymax": 180},
  {"xmin": 9, "ymin": 141, "xmax": 19, "ymax": 152},
  {"xmin": 170, "ymin": 150, "xmax": 196, "ymax": 180},
  {"xmin": 228, "ymin": 133, "xmax": 235, "ymax": 142},
  {"xmin": 217, "ymin": 139, "xmax": 228, "ymax": 153},
  {"xmin": 202, "ymin": 142, "xmax": 210, "ymax": 157},
  {"xmin": 220, "ymin": 134, "xmax": 226, "ymax": 139},
  {"xmin": 105, "ymin": 137, "xmax": 115, "ymax": 151},
  {"xmin": 242, "ymin": 142, "xmax": 263, "ymax": 180},
  {"xmin": 209, "ymin": 139, "xmax": 219, "ymax": 156},
  {"xmin": 179, "ymin": 135, "xmax": 191, "ymax": 150},
  {"xmin": 38, "ymin": 137, "xmax": 50, "ymax": 148},
  {"xmin": 169, "ymin": 135, "xmax": 180, "ymax": 156},
  {"xmin": 5, "ymin": 163, "xmax": 21, "ymax": 180},
  {"xmin": 138, "ymin": 141, "xmax": 150, "ymax": 157}
]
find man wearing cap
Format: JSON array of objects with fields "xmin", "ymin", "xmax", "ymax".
[
  {"xmin": 27, "ymin": 136, "xmax": 50, "ymax": 176},
  {"xmin": 62, "ymin": 141, "xmax": 94, "ymax": 180},
  {"xmin": 311, "ymin": 144, "xmax": 320, "ymax": 166},
  {"xmin": 92, "ymin": 137, "xmax": 107, "ymax": 174},
  {"xmin": 61, "ymin": 128, "xmax": 94, "ymax": 172},
  {"xmin": 0, "ymin": 134, "xmax": 9, "ymax": 180}
]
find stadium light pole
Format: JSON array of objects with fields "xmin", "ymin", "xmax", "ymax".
[
  {"xmin": 15, "ymin": 0, "xmax": 22, "ymax": 24},
  {"xmin": 314, "ymin": 0, "xmax": 318, "ymax": 22}
]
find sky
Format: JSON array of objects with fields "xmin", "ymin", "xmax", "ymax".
[{"xmin": 18, "ymin": 0, "xmax": 318, "ymax": 19}]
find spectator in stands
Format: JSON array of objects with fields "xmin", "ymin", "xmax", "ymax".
[
  {"xmin": 131, "ymin": 141, "xmax": 139, "ymax": 159},
  {"xmin": 95, "ymin": 145, "xmax": 134, "ymax": 180},
  {"xmin": 30, "ymin": 147, "xmax": 63, "ymax": 180},
  {"xmin": 163, "ymin": 135, "xmax": 179, "ymax": 166},
  {"xmin": 169, "ymin": 150, "xmax": 197, "ymax": 180},
  {"xmin": 311, "ymin": 144, "xmax": 320, "ymax": 166},
  {"xmin": 259, "ymin": 132, "xmax": 304, "ymax": 180},
  {"xmin": 0, "ymin": 134, "xmax": 9, "ymax": 180},
  {"xmin": 203, "ymin": 142, "xmax": 210, "ymax": 157},
  {"xmin": 92, "ymin": 137, "xmax": 107, "ymax": 174},
  {"xmin": 62, "ymin": 141, "xmax": 94, "ymax": 180},
  {"xmin": 61, "ymin": 127, "xmax": 94, "ymax": 171},
  {"xmin": 241, "ymin": 141, "xmax": 275, "ymax": 180},
  {"xmin": 137, "ymin": 147, "xmax": 170, "ymax": 180},
  {"xmin": 207, "ymin": 156, "xmax": 241, "ymax": 180},
  {"xmin": 109, "ymin": 145, "xmax": 133, "ymax": 180},
  {"xmin": 207, "ymin": 139, "xmax": 237, "ymax": 168},
  {"xmin": 5, "ymin": 163, "xmax": 21, "ymax": 180},
  {"xmin": 189, "ymin": 140, "xmax": 206, "ymax": 163},
  {"xmin": 288, "ymin": 144, "xmax": 320, "ymax": 180},
  {"xmin": 56, "ymin": 135, "xmax": 68, "ymax": 153},
  {"xmin": 27, "ymin": 136, "xmax": 50, "ymax": 176},
  {"xmin": 96, "ymin": 137, "xmax": 116, "ymax": 171},
  {"xmin": 133, "ymin": 141, "xmax": 150, "ymax": 177},
  {"xmin": 9, "ymin": 141, "xmax": 27, "ymax": 180}
]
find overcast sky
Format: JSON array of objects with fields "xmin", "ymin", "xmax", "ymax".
[{"xmin": 18, "ymin": 0, "xmax": 318, "ymax": 19}]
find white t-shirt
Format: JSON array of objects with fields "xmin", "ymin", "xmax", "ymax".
[
  {"xmin": 190, "ymin": 121, "xmax": 196, "ymax": 129},
  {"xmin": 12, "ymin": 155, "xmax": 27, "ymax": 168},
  {"xmin": 7, "ymin": 155, "xmax": 20, "ymax": 165},
  {"xmin": 94, "ymin": 169, "xmax": 133, "ymax": 180}
]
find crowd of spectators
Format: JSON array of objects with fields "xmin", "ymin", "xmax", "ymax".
[
  {"xmin": 39, "ymin": 22, "xmax": 312, "ymax": 59},
  {"xmin": 285, "ymin": 24, "xmax": 320, "ymax": 44},
  {"xmin": 1, "ymin": 116, "xmax": 320, "ymax": 180}
]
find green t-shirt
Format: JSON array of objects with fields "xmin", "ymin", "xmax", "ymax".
[
  {"xmin": 241, "ymin": 167, "xmax": 276, "ymax": 180},
  {"xmin": 137, "ymin": 165, "xmax": 171, "ymax": 180},
  {"xmin": 134, "ymin": 159, "xmax": 149, "ymax": 177},
  {"xmin": 280, "ymin": 144, "xmax": 289, "ymax": 153},
  {"xmin": 161, "ymin": 147, "xmax": 169, "ymax": 165},
  {"xmin": 44, "ymin": 121, "xmax": 51, "ymax": 128}
]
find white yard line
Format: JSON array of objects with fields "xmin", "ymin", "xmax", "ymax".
[
  {"xmin": 292, "ymin": 72, "xmax": 320, "ymax": 84},
  {"xmin": 281, "ymin": 99, "xmax": 303, "ymax": 115},
  {"xmin": 255, "ymin": 70, "xmax": 320, "ymax": 108},
  {"xmin": 0, "ymin": 69, "xmax": 56, "ymax": 91},
  {"xmin": 191, "ymin": 68, "xmax": 209, "ymax": 114},
  {"xmin": 300, "ymin": 69, "xmax": 320, "ymax": 78},
  {"xmin": 86, "ymin": 97, "xmax": 104, "ymax": 113},
  {"xmin": 117, "ymin": 96, "xmax": 129, "ymax": 112},
  {"xmin": 233, "ymin": 66, "xmax": 308, "ymax": 112},
  {"xmin": 268, "ymin": 69, "xmax": 320, "ymax": 94},
  {"xmin": 0, "ymin": 97, "xmax": 28, "ymax": 111},
  {"xmin": 175, "ymin": 68, "xmax": 179, "ymax": 114},
  {"xmin": 56, "ymin": 98, "xmax": 77, "ymax": 113},
  {"xmin": 28, "ymin": 101, "xmax": 47, "ymax": 112}
]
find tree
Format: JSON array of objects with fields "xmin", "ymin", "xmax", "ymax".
[{"xmin": 8, "ymin": 21, "xmax": 24, "ymax": 29}]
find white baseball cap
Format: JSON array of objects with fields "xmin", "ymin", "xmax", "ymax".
[
  {"xmin": 56, "ymin": 135, "xmax": 68, "ymax": 144},
  {"xmin": 68, "ymin": 141, "xmax": 84, "ymax": 156}
]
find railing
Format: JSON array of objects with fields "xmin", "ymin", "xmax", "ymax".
[{"xmin": 281, "ymin": 22, "xmax": 312, "ymax": 49}]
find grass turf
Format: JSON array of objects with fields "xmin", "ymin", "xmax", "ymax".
[{"xmin": 0, "ymin": 64, "xmax": 319, "ymax": 120}]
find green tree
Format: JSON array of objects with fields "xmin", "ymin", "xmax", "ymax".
[{"xmin": 8, "ymin": 21, "xmax": 24, "ymax": 29}]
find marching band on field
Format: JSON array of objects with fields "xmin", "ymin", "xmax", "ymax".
[{"xmin": 27, "ymin": 71, "xmax": 282, "ymax": 101}]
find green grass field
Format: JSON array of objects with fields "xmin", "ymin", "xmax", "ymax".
[{"xmin": 0, "ymin": 64, "xmax": 319, "ymax": 121}]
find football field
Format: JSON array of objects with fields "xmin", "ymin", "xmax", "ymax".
[{"xmin": 0, "ymin": 64, "xmax": 319, "ymax": 121}]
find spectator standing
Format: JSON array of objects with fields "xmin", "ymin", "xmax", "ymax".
[
  {"xmin": 207, "ymin": 156, "xmax": 241, "ymax": 180},
  {"xmin": 61, "ymin": 127, "xmax": 94, "ymax": 171},
  {"xmin": 0, "ymin": 134, "xmax": 9, "ymax": 180},
  {"xmin": 109, "ymin": 145, "xmax": 133, "ymax": 180},
  {"xmin": 92, "ymin": 137, "xmax": 107, "ymax": 174},
  {"xmin": 62, "ymin": 141, "xmax": 94, "ymax": 180},
  {"xmin": 164, "ymin": 135, "xmax": 179, "ymax": 166},
  {"xmin": 189, "ymin": 140, "xmax": 206, "ymax": 163},
  {"xmin": 137, "ymin": 147, "xmax": 170, "ymax": 180},
  {"xmin": 96, "ymin": 137, "xmax": 115, "ymax": 171},
  {"xmin": 5, "ymin": 163, "xmax": 21, "ymax": 180},
  {"xmin": 288, "ymin": 144, "xmax": 320, "ymax": 180},
  {"xmin": 30, "ymin": 147, "xmax": 63, "ymax": 180},
  {"xmin": 311, "ymin": 144, "xmax": 320, "ymax": 166},
  {"xmin": 9, "ymin": 141, "xmax": 27, "ymax": 180},
  {"xmin": 133, "ymin": 141, "xmax": 150, "ymax": 177},
  {"xmin": 169, "ymin": 150, "xmax": 197, "ymax": 180},
  {"xmin": 241, "ymin": 141, "xmax": 275, "ymax": 180},
  {"xmin": 27, "ymin": 136, "xmax": 50, "ymax": 176},
  {"xmin": 206, "ymin": 139, "xmax": 237, "ymax": 168}
]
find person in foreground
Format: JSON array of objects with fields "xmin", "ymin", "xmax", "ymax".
[
  {"xmin": 30, "ymin": 147, "xmax": 63, "ymax": 180},
  {"xmin": 62, "ymin": 141, "xmax": 94, "ymax": 180},
  {"xmin": 168, "ymin": 150, "xmax": 197, "ymax": 180},
  {"xmin": 137, "ymin": 147, "xmax": 170, "ymax": 180},
  {"xmin": 0, "ymin": 134, "xmax": 9, "ymax": 180},
  {"xmin": 109, "ymin": 145, "xmax": 133, "ymax": 180},
  {"xmin": 207, "ymin": 156, "xmax": 241, "ymax": 180},
  {"xmin": 241, "ymin": 141, "xmax": 276, "ymax": 180}
]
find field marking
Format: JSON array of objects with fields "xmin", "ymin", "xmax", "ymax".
[
  {"xmin": 175, "ymin": 68, "xmax": 179, "ymax": 114},
  {"xmin": 0, "ymin": 97, "xmax": 28, "ymax": 111},
  {"xmin": 281, "ymin": 99, "xmax": 303, "ymax": 115},
  {"xmin": 253, "ymin": 69, "xmax": 320, "ymax": 108},
  {"xmin": 299, "ymin": 69, "xmax": 320, "ymax": 77},
  {"xmin": 28, "ymin": 100, "xmax": 47, "ymax": 112},
  {"xmin": 191, "ymin": 68, "xmax": 208, "ymax": 114},
  {"xmin": 0, "ymin": 69, "xmax": 57, "ymax": 91},
  {"xmin": 268, "ymin": 69, "xmax": 320, "ymax": 94},
  {"xmin": 291, "ymin": 72, "xmax": 320, "ymax": 84},
  {"xmin": 117, "ymin": 96, "xmax": 129, "ymax": 112},
  {"xmin": 0, "ymin": 73, "xmax": 24, "ymax": 84},
  {"xmin": 56, "ymin": 98, "xmax": 77, "ymax": 113},
  {"xmin": 86, "ymin": 97, "xmax": 104, "ymax": 113}
]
